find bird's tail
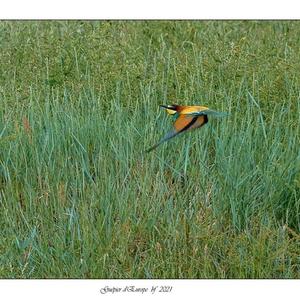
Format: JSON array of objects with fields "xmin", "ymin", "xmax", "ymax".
[{"xmin": 204, "ymin": 110, "xmax": 229, "ymax": 117}]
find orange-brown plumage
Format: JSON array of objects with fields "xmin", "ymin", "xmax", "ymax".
[{"xmin": 146, "ymin": 103, "xmax": 227, "ymax": 153}]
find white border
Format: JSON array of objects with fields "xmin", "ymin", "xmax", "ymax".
[
  {"xmin": 0, "ymin": 279, "xmax": 299, "ymax": 299},
  {"xmin": 0, "ymin": 2, "xmax": 299, "ymax": 299},
  {"xmin": 0, "ymin": 0, "xmax": 300, "ymax": 19}
]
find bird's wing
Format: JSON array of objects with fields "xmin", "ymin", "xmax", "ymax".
[
  {"xmin": 189, "ymin": 115, "xmax": 208, "ymax": 130},
  {"xmin": 146, "ymin": 114, "xmax": 198, "ymax": 153},
  {"xmin": 179, "ymin": 106, "xmax": 209, "ymax": 114},
  {"xmin": 145, "ymin": 130, "xmax": 178, "ymax": 153},
  {"xmin": 173, "ymin": 114, "xmax": 198, "ymax": 133},
  {"xmin": 187, "ymin": 109, "xmax": 229, "ymax": 117}
]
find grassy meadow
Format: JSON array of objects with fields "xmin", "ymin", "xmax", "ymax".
[{"xmin": 0, "ymin": 21, "xmax": 300, "ymax": 278}]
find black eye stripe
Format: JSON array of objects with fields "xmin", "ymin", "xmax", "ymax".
[{"xmin": 160, "ymin": 105, "xmax": 176, "ymax": 110}]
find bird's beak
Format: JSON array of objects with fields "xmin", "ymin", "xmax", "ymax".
[{"xmin": 160, "ymin": 105, "xmax": 177, "ymax": 115}]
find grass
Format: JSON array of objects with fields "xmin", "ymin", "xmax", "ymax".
[{"xmin": 0, "ymin": 20, "xmax": 300, "ymax": 278}]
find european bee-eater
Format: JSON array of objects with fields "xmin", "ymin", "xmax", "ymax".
[{"xmin": 146, "ymin": 104, "xmax": 227, "ymax": 153}]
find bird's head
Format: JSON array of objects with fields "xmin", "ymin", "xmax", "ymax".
[{"xmin": 160, "ymin": 104, "xmax": 179, "ymax": 115}]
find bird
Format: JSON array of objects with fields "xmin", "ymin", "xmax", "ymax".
[{"xmin": 146, "ymin": 104, "xmax": 227, "ymax": 153}]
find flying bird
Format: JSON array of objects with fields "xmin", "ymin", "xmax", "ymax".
[{"xmin": 146, "ymin": 104, "xmax": 227, "ymax": 153}]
